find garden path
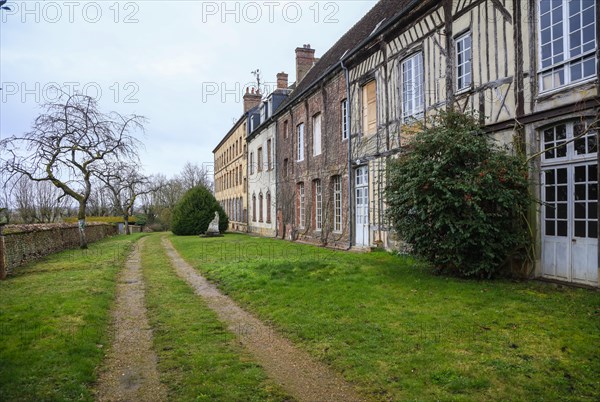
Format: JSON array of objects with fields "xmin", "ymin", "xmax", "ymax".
[
  {"xmin": 161, "ymin": 236, "xmax": 367, "ymax": 402},
  {"xmin": 95, "ymin": 238, "xmax": 167, "ymax": 402}
]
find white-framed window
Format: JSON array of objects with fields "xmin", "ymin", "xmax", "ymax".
[
  {"xmin": 456, "ymin": 32, "xmax": 472, "ymax": 91},
  {"xmin": 252, "ymin": 194, "xmax": 256, "ymax": 222},
  {"xmin": 297, "ymin": 182, "xmax": 305, "ymax": 228},
  {"xmin": 402, "ymin": 52, "xmax": 424, "ymax": 119},
  {"xmin": 257, "ymin": 147, "xmax": 263, "ymax": 172},
  {"xmin": 314, "ymin": 179, "xmax": 322, "ymax": 230},
  {"xmin": 341, "ymin": 99, "xmax": 348, "ymax": 140},
  {"xmin": 297, "ymin": 123, "xmax": 305, "ymax": 161},
  {"xmin": 313, "ymin": 113, "xmax": 322, "ymax": 156},
  {"xmin": 542, "ymin": 121, "xmax": 598, "ymax": 162},
  {"xmin": 249, "ymin": 152, "xmax": 254, "ymax": 175},
  {"xmin": 333, "ymin": 175, "xmax": 342, "ymax": 232},
  {"xmin": 538, "ymin": 0, "xmax": 597, "ymax": 92}
]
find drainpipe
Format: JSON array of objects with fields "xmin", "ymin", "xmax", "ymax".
[{"xmin": 340, "ymin": 55, "xmax": 353, "ymax": 250}]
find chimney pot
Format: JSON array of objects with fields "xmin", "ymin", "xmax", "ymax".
[{"xmin": 243, "ymin": 86, "xmax": 262, "ymax": 113}]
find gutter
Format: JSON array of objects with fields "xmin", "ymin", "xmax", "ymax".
[{"xmin": 340, "ymin": 54, "xmax": 353, "ymax": 250}]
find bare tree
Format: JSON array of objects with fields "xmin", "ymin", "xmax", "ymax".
[
  {"xmin": 97, "ymin": 162, "xmax": 151, "ymax": 234},
  {"xmin": 13, "ymin": 176, "xmax": 37, "ymax": 223},
  {"xmin": 86, "ymin": 176, "xmax": 112, "ymax": 217},
  {"xmin": 179, "ymin": 161, "xmax": 213, "ymax": 192},
  {"xmin": 0, "ymin": 90, "xmax": 145, "ymax": 248}
]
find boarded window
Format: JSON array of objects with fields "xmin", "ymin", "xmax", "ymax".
[{"xmin": 362, "ymin": 80, "xmax": 377, "ymax": 135}]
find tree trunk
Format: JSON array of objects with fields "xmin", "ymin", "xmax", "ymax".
[
  {"xmin": 78, "ymin": 204, "xmax": 88, "ymax": 249},
  {"xmin": 0, "ymin": 225, "xmax": 7, "ymax": 280},
  {"xmin": 124, "ymin": 215, "xmax": 130, "ymax": 235}
]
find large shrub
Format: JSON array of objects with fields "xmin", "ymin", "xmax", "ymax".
[
  {"xmin": 386, "ymin": 111, "xmax": 531, "ymax": 277},
  {"xmin": 171, "ymin": 186, "xmax": 228, "ymax": 235}
]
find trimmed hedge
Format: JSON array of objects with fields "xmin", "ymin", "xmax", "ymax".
[{"xmin": 171, "ymin": 186, "xmax": 228, "ymax": 236}]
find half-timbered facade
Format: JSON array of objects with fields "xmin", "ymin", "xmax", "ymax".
[
  {"xmin": 212, "ymin": 0, "xmax": 598, "ymax": 286},
  {"xmin": 344, "ymin": 0, "xmax": 598, "ymax": 285}
]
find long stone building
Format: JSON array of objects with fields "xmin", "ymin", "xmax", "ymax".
[
  {"xmin": 213, "ymin": 0, "xmax": 598, "ymax": 287},
  {"xmin": 213, "ymin": 88, "xmax": 261, "ymax": 232}
]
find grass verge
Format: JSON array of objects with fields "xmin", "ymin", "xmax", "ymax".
[
  {"xmin": 170, "ymin": 233, "xmax": 600, "ymax": 402},
  {"xmin": 141, "ymin": 234, "xmax": 292, "ymax": 401},
  {"xmin": 0, "ymin": 233, "xmax": 144, "ymax": 401}
]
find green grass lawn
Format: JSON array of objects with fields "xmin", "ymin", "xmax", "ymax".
[
  {"xmin": 141, "ymin": 234, "xmax": 292, "ymax": 401},
  {"xmin": 170, "ymin": 233, "xmax": 600, "ymax": 402},
  {"xmin": 0, "ymin": 233, "xmax": 144, "ymax": 401}
]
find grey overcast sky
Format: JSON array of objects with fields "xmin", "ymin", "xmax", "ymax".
[{"xmin": 0, "ymin": 1, "xmax": 377, "ymax": 179}]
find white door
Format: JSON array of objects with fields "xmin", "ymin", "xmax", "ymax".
[
  {"xmin": 355, "ymin": 166, "xmax": 369, "ymax": 246},
  {"xmin": 542, "ymin": 163, "xmax": 598, "ymax": 285}
]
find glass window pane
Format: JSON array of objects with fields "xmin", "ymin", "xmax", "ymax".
[
  {"xmin": 575, "ymin": 137, "xmax": 586, "ymax": 153},
  {"xmin": 574, "ymin": 221, "xmax": 586, "ymax": 237},
  {"xmin": 557, "ymin": 220, "xmax": 568, "ymax": 236},
  {"xmin": 552, "ymin": 7, "xmax": 562, "ymax": 22},
  {"xmin": 546, "ymin": 186, "xmax": 556, "ymax": 202},
  {"xmin": 589, "ymin": 184, "xmax": 598, "ymax": 201},
  {"xmin": 553, "ymin": 38, "xmax": 564, "ymax": 55},
  {"xmin": 588, "ymin": 222, "xmax": 597, "ymax": 238},
  {"xmin": 556, "ymin": 142, "xmax": 567, "ymax": 157},
  {"xmin": 575, "ymin": 184, "xmax": 587, "ymax": 200},
  {"xmin": 546, "ymin": 220, "xmax": 555, "ymax": 235},
  {"xmin": 582, "ymin": 9, "xmax": 594, "ymax": 27},
  {"xmin": 544, "ymin": 128, "xmax": 554, "ymax": 142},
  {"xmin": 552, "ymin": 22, "xmax": 563, "ymax": 40},
  {"xmin": 556, "ymin": 125, "xmax": 567, "ymax": 139},
  {"xmin": 541, "ymin": 27, "xmax": 552, "ymax": 44},
  {"xmin": 558, "ymin": 186, "xmax": 568, "ymax": 201},
  {"xmin": 555, "ymin": 68, "xmax": 565, "ymax": 86},
  {"xmin": 588, "ymin": 164, "xmax": 597, "ymax": 181},
  {"xmin": 557, "ymin": 168, "xmax": 568, "ymax": 183},
  {"xmin": 583, "ymin": 58, "xmax": 595, "ymax": 77},
  {"xmin": 575, "ymin": 202, "xmax": 586, "ymax": 218},
  {"xmin": 589, "ymin": 202, "xmax": 598, "ymax": 219},
  {"xmin": 569, "ymin": 15, "xmax": 581, "ymax": 32},
  {"xmin": 588, "ymin": 134, "xmax": 597, "ymax": 153},
  {"xmin": 540, "ymin": 0, "xmax": 551, "ymax": 15},
  {"xmin": 575, "ymin": 166, "xmax": 587, "ymax": 182},
  {"xmin": 546, "ymin": 204, "xmax": 556, "ymax": 218},
  {"xmin": 557, "ymin": 203, "xmax": 567, "ymax": 218},
  {"xmin": 546, "ymin": 169, "xmax": 556, "ymax": 184}
]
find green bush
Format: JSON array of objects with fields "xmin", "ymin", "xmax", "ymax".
[
  {"xmin": 386, "ymin": 111, "xmax": 531, "ymax": 277},
  {"xmin": 171, "ymin": 186, "xmax": 228, "ymax": 236}
]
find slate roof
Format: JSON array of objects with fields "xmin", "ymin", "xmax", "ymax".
[{"xmin": 275, "ymin": 0, "xmax": 417, "ymax": 114}]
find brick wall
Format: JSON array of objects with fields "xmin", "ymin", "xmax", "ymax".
[
  {"xmin": 2, "ymin": 223, "xmax": 118, "ymax": 275},
  {"xmin": 276, "ymin": 72, "xmax": 351, "ymax": 247}
]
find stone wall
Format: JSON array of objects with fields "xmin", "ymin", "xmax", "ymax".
[{"xmin": 2, "ymin": 223, "xmax": 118, "ymax": 275}]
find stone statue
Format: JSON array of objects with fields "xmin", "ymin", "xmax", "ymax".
[{"xmin": 204, "ymin": 211, "xmax": 221, "ymax": 237}]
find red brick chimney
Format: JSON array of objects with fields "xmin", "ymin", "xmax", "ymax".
[
  {"xmin": 295, "ymin": 44, "xmax": 316, "ymax": 85},
  {"xmin": 276, "ymin": 72, "xmax": 289, "ymax": 89},
  {"xmin": 243, "ymin": 87, "xmax": 262, "ymax": 113}
]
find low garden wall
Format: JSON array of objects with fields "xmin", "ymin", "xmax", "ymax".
[{"xmin": 1, "ymin": 222, "xmax": 117, "ymax": 276}]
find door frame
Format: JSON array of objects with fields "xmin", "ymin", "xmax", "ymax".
[{"xmin": 354, "ymin": 165, "xmax": 369, "ymax": 247}]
